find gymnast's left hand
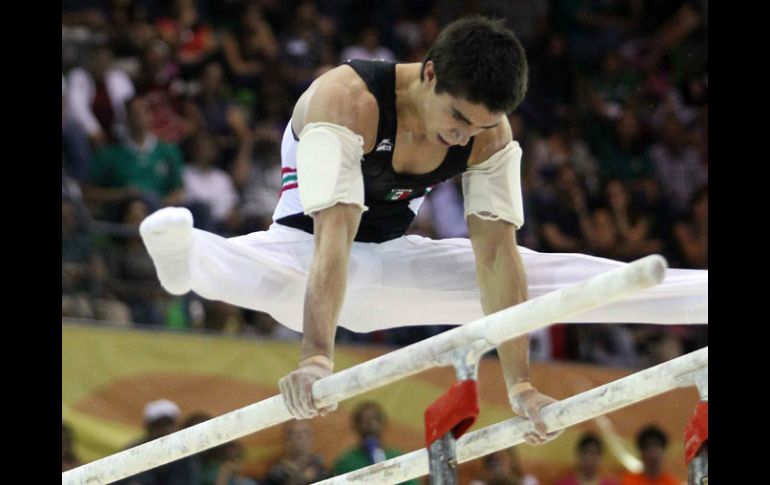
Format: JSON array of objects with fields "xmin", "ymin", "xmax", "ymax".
[
  {"xmin": 508, "ymin": 382, "xmax": 563, "ymax": 445},
  {"xmin": 278, "ymin": 355, "xmax": 337, "ymax": 419}
]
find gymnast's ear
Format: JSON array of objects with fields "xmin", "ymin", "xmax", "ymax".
[{"xmin": 422, "ymin": 61, "xmax": 436, "ymax": 85}]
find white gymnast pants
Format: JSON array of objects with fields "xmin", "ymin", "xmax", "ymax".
[{"xmin": 140, "ymin": 208, "xmax": 707, "ymax": 334}]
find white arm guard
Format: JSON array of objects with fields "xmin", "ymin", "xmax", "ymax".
[
  {"xmin": 296, "ymin": 122, "xmax": 368, "ymax": 215},
  {"xmin": 462, "ymin": 140, "xmax": 525, "ymax": 228}
]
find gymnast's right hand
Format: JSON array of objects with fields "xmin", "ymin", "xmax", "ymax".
[{"xmin": 278, "ymin": 355, "xmax": 337, "ymax": 419}]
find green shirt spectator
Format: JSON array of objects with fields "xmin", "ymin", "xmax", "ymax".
[
  {"xmin": 333, "ymin": 445, "xmax": 417, "ymax": 484},
  {"xmin": 331, "ymin": 401, "xmax": 418, "ymax": 485},
  {"xmin": 90, "ymin": 136, "xmax": 184, "ymax": 198},
  {"xmin": 83, "ymin": 95, "xmax": 185, "ymax": 219}
]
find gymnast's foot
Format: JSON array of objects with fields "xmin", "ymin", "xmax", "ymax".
[{"xmin": 139, "ymin": 207, "xmax": 193, "ymax": 295}]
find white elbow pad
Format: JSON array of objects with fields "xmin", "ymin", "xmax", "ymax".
[
  {"xmin": 296, "ymin": 122, "xmax": 368, "ymax": 215},
  {"xmin": 462, "ymin": 141, "xmax": 525, "ymax": 228}
]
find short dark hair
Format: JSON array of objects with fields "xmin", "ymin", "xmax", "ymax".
[
  {"xmin": 421, "ymin": 16, "xmax": 528, "ymax": 114},
  {"xmin": 352, "ymin": 400, "xmax": 385, "ymax": 426},
  {"xmin": 577, "ymin": 432, "xmax": 603, "ymax": 454},
  {"xmin": 637, "ymin": 424, "xmax": 669, "ymax": 450}
]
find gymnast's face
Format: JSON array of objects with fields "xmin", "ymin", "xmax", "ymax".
[{"xmin": 421, "ymin": 61, "xmax": 504, "ymax": 148}]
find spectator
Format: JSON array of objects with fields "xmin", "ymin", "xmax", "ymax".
[
  {"xmin": 202, "ymin": 301, "xmax": 248, "ymax": 334},
  {"xmin": 62, "ymin": 0, "xmax": 108, "ymax": 29},
  {"xmin": 673, "ymin": 186, "xmax": 707, "ymax": 269},
  {"xmin": 555, "ymin": 0, "xmax": 642, "ymax": 67},
  {"xmin": 105, "ymin": 0, "xmax": 157, "ymax": 60},
  {"xmin": 332, "ymin": 401, "xmax": 418, "ymax": 485},
  {"xmin": 62, "ymin": 168, "xmax": 90, "ymax": 227},
  {"xmin": 648, "ymin": 114, "xmax": 707, "ymax": 214},
  {"xmin": 630, "ymin": 177, "xmax": 676, "ymax": 258},
  {"xmin": 520, "ymin": 32, "xmax": 576, "ymax": 133},
  {"xmin": 264, "ymin": 420, "xmax": 329, "ymax": 485},
  {"xmin": 601, "ymin": 179, "xmax": 663, "ymax": 261},
  {"xmin": 238, "ymin": 136, "xmax": 283, "ymax": 233},
  {"xmin": 620, "ymin": 425, "xmax": 679, "ymax": 485},
  {"xmin": 588, "ymin": 108, "xmax": 653, "ymax": 184},
  {"xmin": 183, "ymin": 131, "xmax": 240, "ymax": 234},
  {"xmin": 133, "ymin": 39, "xmax": 197, "ymax": 144},
  {"xmin": 401, "ymin": 15, "xmax": 441, "ymax": 62},
  {"xmin": 624, "ymin": 1, "xmax": 705, "ymax": 75},
  {"xmin": 555, "ymin": 432, "xmax": 619, "ymax": 485},
  {"xmin": 84, "ymin": 95, "xmax": 185, "ymax": 221},
  {"xmin": 509, "ymin": 113, "xmax": 541, "ymax": 250},
  {"xmin": 251, "ymin": 80, "xmax": 293, "ymax": 143},
  {"xmin": 181, "ymin": 411, "xmax": 211, "ymax": 429},
  {"xmin": 474, "ymin": 0, "xmax": 550, "ymax": 49},
  {"xmin": 584, "ymin": 51, "xmax": 641, "ymax": 124},
  {"xmin": 62, "ymin": 422, "xmax": 82, "ymax": 472},
  {"xmin": 201, "ymin": 440, "xmax": 258, "ymax": 485},
  {"xmin": 647, "ymin": 82, "xmax": 700, "ymax": 131},
  {"xmin": 392, "ymin": 11, "xmax": 425, "ymax": 61},
  {"xmin": 584, "ymin": 206, "xmax": 623, "ymax": 259},
  {"xmin": 105, "ymin": 198, "xmax": 169, "ymax": 326},
  {"xmin": 244, "ymin": 309, "xmax": 302, "ymax": 341},
  {"xmin": 578, "ymin": 322, "xmax": 642, "ymax": 368},
  {"xmin": 116, "ymin": 399, "xmax": 199, "ymax": 485},
  {"xmin": 529, "ymin": 121, "xmax": 600, "ymax": 198},
  {"xmin": 62, "ymin": 197, "xmax": 132, "ymax": 324},
  {"xmin": 648, "ymin": 330, "xmax": 685, "ymax": 365},
  {"xmin": 340, "ymin": 26, "xmax": 397, "ymax": 63},
  {"xmin": 220, "ymin": 1, "xmax": 279, "ymax": 91},
  {"xmin": 532, "ymin": 166, "xmax": 596, "ymax": 253},
  {"xmin": 156, "ymin": 0, "xmax": 218, "ymax": 80},
  {"xmin": 176, "ymin": 412, "xmax": 214, "ymax": 482},
  {"xmin": 63, "ymin": 74, "xmax": 95, "ymax": 182},
  {"xmin": 188, "ymin": 61, "xmax": 254, "ymax": 172},
  {"xmin": 65, "ymin": 42, "xmax": 136, "ymax": 147},
  {"xmin": 279, "ymin": 0, "xmax": 336, "ymax": 97},
  {"xmin": 469, "ymin": 447, "xmax": 539, "ymax": 485}
]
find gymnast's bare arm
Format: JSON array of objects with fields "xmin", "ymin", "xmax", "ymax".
[
  {"xmin": 278, "ymin": 67, "xmax": 378, "ymax": 419},
  {"xmin": 467, "ymin": 121, "xmax": 560, "ymax": 445}
]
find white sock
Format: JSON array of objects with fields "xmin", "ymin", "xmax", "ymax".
[{"xmin": 139, "ymin": 207, "xmax": 194, "ymax": 295}]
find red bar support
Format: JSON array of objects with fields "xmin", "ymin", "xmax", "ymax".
[
  {"xmin": 424, "ymin": 380, "xmax": 480, "ymax": 447},
  {"xmin": 684, "ymin": 401, "xmax": 708, "ymax": 465}
]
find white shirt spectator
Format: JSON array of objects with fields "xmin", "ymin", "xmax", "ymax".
[
  {"xmin": 65, "ymin": 67, "xmax": 135, "ymax": 139},
  {"xmin": 183, "ymin": 166, "xmax": 239, "ymax": 223}
]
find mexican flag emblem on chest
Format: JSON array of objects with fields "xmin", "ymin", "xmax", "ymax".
[{"xmin": 385, "ymin": 188, "xmax": 414, "ymax": 200}]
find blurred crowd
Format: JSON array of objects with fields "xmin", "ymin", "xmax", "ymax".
[
  {"xmin": 64, "ymin": 399, "xmax": 684, "ymax": 485},
  {"xmin": 62, "ymin": 0, "xmax": 708, "ymax": 368}
]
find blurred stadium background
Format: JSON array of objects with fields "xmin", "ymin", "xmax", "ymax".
[{"xmin": 62, "ymin": 1, "xmax": 707, "ymax": 483}]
